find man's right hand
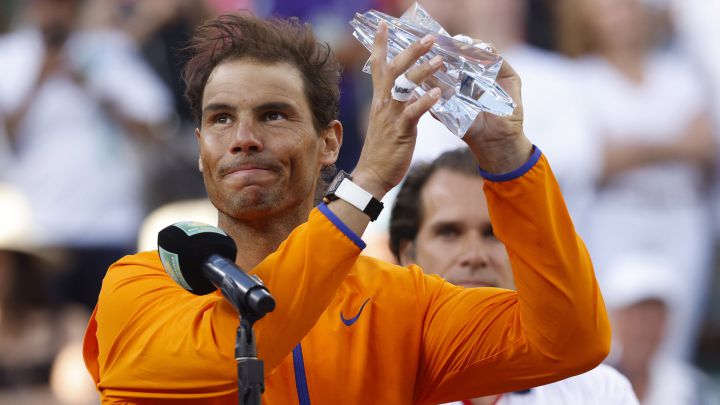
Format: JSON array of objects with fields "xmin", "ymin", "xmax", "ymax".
[{"xmin": 351, "ymin": 21, "xmax": 444, "ymax": 200}]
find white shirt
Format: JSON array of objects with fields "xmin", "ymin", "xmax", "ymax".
[
  {"xmin": 578, "ymin": 52, "xmax": 707, "ymax": 209},
  {"xmin": 643, "ymin": 357, "xmax": 720, "ymax": 405},
  {"xmin": 444, "ymin": 364, "xmax": 639, "ymax": 405}
]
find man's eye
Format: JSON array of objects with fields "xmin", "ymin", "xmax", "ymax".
[
  {"xmin": 436, "ymin": 225, "xmax": 460, "ymax": 238},
  {"xmin": 262, "ymin": 111, "xmax": 286, "ymax": 121},
  {"xmin": 214, "ymin": 115, "xmax": 232, "ymax": 124},
  {"xmin": 482, "ymin": 225, "xmax": 496, "ymax": 239}
]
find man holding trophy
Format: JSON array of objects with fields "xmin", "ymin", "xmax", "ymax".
[{"xmin": 83, "ymin": 8, "xmax": 610, "ymax": 404}]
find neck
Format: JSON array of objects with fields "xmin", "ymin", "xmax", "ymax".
[
  {"xmin": 218, "ymin": 204, "xmax": 312, "ymax": 270},
  {"xmin": 618, "ymin": 357, "xmax": 652, "ymax": 401},
  {"xmin": 622, "ymin": 366, "xmax": 650, "ymax": 401},
  {"xmin": 472, "ymin": 395, "xmax": 501, "ymax": 405}
]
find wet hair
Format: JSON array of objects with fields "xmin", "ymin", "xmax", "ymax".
[{"xmin": 389, "ymin": 148, "xmax": 479, "ymax": 262}]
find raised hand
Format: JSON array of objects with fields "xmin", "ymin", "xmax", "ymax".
[
  {"xmin": 460, "ymin": 41, "xmax": 532, "ymax": 174},
  {"xmin": 351, "ymin": 22, "xmax": 445, "ymax": 199}
]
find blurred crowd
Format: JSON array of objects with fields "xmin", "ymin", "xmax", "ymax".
[{"xmin": 1, "ymin": 0, "xmax": 719, "ymax": 403}]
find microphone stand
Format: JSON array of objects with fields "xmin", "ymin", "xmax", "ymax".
[
  {"xmin": 236, "ymin": 311, "xmax": 265, "ymax": 405},
  {"xmin": 201, "ymin": 255, "xmax": 274, "ymax": 404}
]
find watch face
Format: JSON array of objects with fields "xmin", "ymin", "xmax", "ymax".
[{"xmin": 328, "ymin": 171, "xmax": 350, "ymax": 193}]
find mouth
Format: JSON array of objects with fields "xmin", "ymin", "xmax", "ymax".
[
  {"xmin": 219, "ymin": 160, "xmax": 281, "ymax": 187},
  {"xmin": 224, "ymin": 166, "xmax": 272, "ymax": 176},
  {"xmin": 221, "ymin": 160, "xmax": 279, "ymax": 177}
]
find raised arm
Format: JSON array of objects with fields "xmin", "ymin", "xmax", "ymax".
[
  {"xmin": 414, "ymin": 58, "xmax": 611, "ymax": 403},
  {"xmin": 416, "ymin": 151, "xmax": 611, "ymax": 403},
  {"xmin": 326, "ymin": 21, "xmax": 445, "ymax": 235}
]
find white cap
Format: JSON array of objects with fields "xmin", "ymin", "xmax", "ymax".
[{"xmin": 601, "ymin": 253, "xmax": 679, "ymax": 310}]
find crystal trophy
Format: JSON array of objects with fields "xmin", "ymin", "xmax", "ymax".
[{"xmin": 350, "ymin": 2, "xmax": 516, "ymax": 138}]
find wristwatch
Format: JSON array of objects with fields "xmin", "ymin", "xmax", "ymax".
[{"xmin": 323, "ymin": 171, "xmax": 384, "ymax": 221}]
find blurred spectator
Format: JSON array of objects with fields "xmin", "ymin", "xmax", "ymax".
[
  {"xmin": 604, "ymin": 254, "xmax": 720, "ymax": 404},
  {"xmin": 0, "ymin": 0, "xmax": 173, "ymax": 309},
  {"xmin": 666, "ymin": 0, "xmax": 720, "ymax": 369},
  {"xmin": 667, "ymin": 0, "xmax": 720, "ymax": 126},
  {"xmin": 78, "ymin": 1, "xmax": 258, "ymax": 210},
  {"xmin": 0, "ymin": 184, "xmax": 89, "ymax": 401},
  {"xmin": 107, "ymin": 1, "xmax": 215, "ymax": 122},
  {"xmin": 555, "ymin": 0, "xmax": 717, "ymax": 362},
  {"xmin": 90, "ymin": 0, "xmax": 220, "ymax": 209}
]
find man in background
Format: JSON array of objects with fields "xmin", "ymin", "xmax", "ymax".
[
  {"xmin": 390, "ymin": 147, "xmax": 638, "ymax": 405},
  {"xmin": 603, "ymin": 255, "xmax": 720, "ymax": 404}
]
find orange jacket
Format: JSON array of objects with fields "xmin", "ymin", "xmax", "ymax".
[{"xmin": 83, "ymin": 154, "xmax": 611, "ymax": 404}]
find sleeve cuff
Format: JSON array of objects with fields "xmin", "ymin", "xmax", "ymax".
[
  {"xmin": 478, "ymin": 145, "xmax": 542, "ymax": 182},
  {"xmin": 317, "ymin": 203, "xmax": 366, "ymax": 250}
]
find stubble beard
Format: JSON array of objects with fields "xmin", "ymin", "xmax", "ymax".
[
  {"xmin": 213, "ymin": 184, "xmax": 285, "ymax": 222},
  {"xmin": 207, "ymin": 176, "xmax": 314, "ymax": 225}
]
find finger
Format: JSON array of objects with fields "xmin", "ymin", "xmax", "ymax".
[
  {"xmin": 389, "ymin": 55, "xmax": 443, "ymax": 106},
  {"xmin": 370, "ymin": 21, "xmax": 389, "ymax": 76},
  {"xmin": 404, "ymin": 55, "xmax": 444, "ymax": 87},
  {"xmin": 401, "ymin": 87, "xmax": 441, "ymax": 129},
  {"xmin": 495, "ymin": 59, "xmax": 522, "ymax": 112},
  {"xmin": 388, "ymin": 33, "xmax": 435, "ymax": 78},
  {"xmin": 497, "ymin": 58, "xmax": 519, "ymax": 81}
]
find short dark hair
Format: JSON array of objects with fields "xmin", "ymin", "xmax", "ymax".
[
  {"xmin": 182, "ymin": 12, "xmax": 342, "ymax": 202},
  {"xmin": 389, "ymin": 148, "xmax": 479, "ymax": 262},
  {"xmin": 182, "ymin": 12, "xmax": 341, "ymax": 131}
]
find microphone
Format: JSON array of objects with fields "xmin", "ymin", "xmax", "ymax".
[{"xmin": 157, "ymin": 221, "xmax": 275, "ymax": 317}]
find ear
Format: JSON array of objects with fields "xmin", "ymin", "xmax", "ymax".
[
  {"xmin": 318, "ymin": 120, "xmax": 343, "ymax": 166},
  {"xmin": 397, "ymin": 240, "xmax": 416, "ymax": 267},
  {"xmin": 195, "ymin": 127, "xmax": 204, "ymax": 173}
]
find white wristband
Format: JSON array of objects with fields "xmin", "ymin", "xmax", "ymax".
[{"xmin": 335, "ymin": 178, "xmax": 374, "ymax": 213}]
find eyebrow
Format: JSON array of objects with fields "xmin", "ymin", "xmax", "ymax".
[
  {"xmin": 202, "ymin": 102, "xmax": 234, "ymax": 117},
  {"xmin": 252, "ymin": 101, "xmax": 297, "ymax": 114},
  {"xmin": 430, "ymin": 220, "xmax": 463, "ymax": 230},
  {"xmin": 202, "ymin": 101, "xmax": 298, "ymax": 117}
]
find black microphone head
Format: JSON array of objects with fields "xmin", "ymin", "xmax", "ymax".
[{"xmin": 157, "ymin": 221, "xmax": 237, "ymax": 295}]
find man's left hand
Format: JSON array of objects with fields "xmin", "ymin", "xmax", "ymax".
[{"xmin": 460, "ymin": 42, "xmax": 533, "ymax": 174}]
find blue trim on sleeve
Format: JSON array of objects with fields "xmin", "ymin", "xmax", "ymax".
[
  {"xmin": 317, "ymin": 203, "xmax": 367, "ymax": 250},
  {"xmin": 292, "ymin": 343, "xmax": 311, "ymax": 405},
  {"xmin": 478, "ymin": 145, "xmax": 542, "ymax": 182}
]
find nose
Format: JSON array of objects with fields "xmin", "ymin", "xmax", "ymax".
[
  {"xmin": 459, "ymin": 235, "xmax": 490, "ymax": 271},
  {"xmin": 230, "ymin": 120, "xmax": 263, "ymax": 154}
]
